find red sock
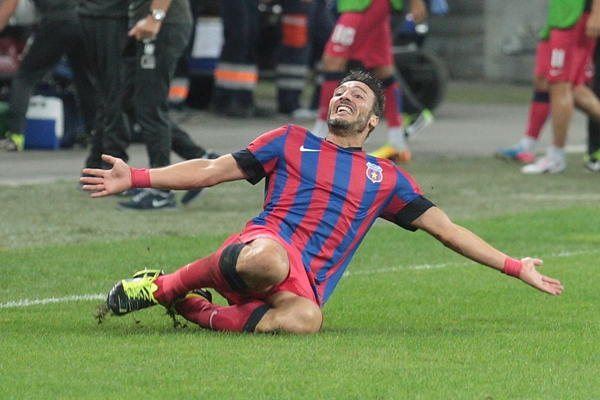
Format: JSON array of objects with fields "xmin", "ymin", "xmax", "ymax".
[
  {"xmin": 175, "ymin": 297, "xmax": 269, "ymax": 332},
  {"xmin": 525, "ymin": 91, "xmax": 550, "ymax": 139},
  {"xmin": 383, "ymin": 80, "xmax": 402, "ymax": 128},
  {"xmin": 153, "ymin": 252, "xmax": 231, "ymax": 303}
]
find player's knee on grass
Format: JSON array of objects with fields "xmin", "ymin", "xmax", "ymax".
[
  {"xmin": 236, "ymin": 239, "xmax": 290, "ymax": 293},
  {"xmin": 257, "ymin": 295, "xmax": 323, "ymax": 334}
]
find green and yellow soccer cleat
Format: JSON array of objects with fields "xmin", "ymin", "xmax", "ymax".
[
  {"xmin": 0, "ymin": 132, "xmax": 25, "ymax": 152},
  {"xmin": 404, "ymin": 109, "xmax": 434, "ymax": 139},
  {"xmin": 106, "ymin": 269, "xmax": 164, "ymax": 316}
]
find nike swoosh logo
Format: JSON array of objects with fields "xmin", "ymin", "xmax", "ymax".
[
  {"xmin": 300, "ymin": 145, "xmax": 320, "ymax": 152},
  {"xmin": 152, "ymin": 198, "xmax": 172, "ymax": 208}
]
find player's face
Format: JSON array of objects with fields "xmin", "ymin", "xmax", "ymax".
[{"xmin": 327, "ymin": 81, "xmax": 378, "ymax": 137}]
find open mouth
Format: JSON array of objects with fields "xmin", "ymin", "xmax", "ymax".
[{"xmin": 335, "ymin": 104, "xmax": 353, "ymax": 115}]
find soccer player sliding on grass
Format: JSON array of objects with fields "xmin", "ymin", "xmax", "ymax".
[{"xmin": 81, "ymin": 70, "xmax": 563, "ymax": 334}]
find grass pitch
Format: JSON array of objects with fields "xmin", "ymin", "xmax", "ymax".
[{"xmin": 1, "ymin": 151, "xmax": 600, "ymax": 399}]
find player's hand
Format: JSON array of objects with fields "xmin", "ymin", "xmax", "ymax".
[
  {"xmin": 129, "ymin": 17, "xmax": 161, "ymax": 41},
  {"xmin": 518, "ymin": 257, "xmax": 563, "ymax": 295},
  {"xmin": 80, "ymin": 154, "xmax": 132, "ymax": 198}
]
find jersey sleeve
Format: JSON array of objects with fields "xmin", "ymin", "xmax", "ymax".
[
  {"xmin": 231, "ymin": 125, "xmax": 291, "ymax": 185},
  {"xmin": 378, "ymin": 165, "xmax": 436, "ymax": 231},
  {"xmin": 231, "ymin": 149, "xmax": 265, "ymax": 185},
  {"xmin": 392, "ymin": 195, "xmax": 436, "ymax": 231}
]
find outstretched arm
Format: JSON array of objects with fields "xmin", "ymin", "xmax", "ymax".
[
  {"xmin": 411, "ymin": 207, "xmax": 563, "ymax": 295},
  {"xmin": 80, "ymin": 153, "xmax": 248, "ymax": 198}
]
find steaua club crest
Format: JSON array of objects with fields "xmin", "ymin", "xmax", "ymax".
[{"xmin": 366, "ymin": 162, "xmax": 383, "ymax": 183}]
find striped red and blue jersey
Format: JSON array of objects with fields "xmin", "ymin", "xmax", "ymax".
[{"xmin": 232, "ymin": 124, "xmax": 434, "ymax": 305}]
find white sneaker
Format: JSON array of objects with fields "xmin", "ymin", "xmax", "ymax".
[
  {"xmin": 584, "ymin": 159, "xmax": 600, "ymax": 172},
  {"xmin": 521, "ymin": 155, "xmax": 566, "ymax": 174}
]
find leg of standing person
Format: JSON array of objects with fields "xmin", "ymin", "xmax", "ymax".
[
  {"xmin": 391, "ymin": 12, "xmax": 435, "ymax": 138},
  {"xmin": 0, "ymin": 19, "xmax": 69, "ymax": 151},
  {"xmin": 304, "ymin": 0, "xmax": 337, "ymax": 118},
  {"xmin": 368, "ymin": 66, "xmax": 411, "ymax": 163},
  {"xmin": 210, "ymin": 0, "xmax": 268, "ymax": 118},
  {"xmin": 585, "ymin": 41, "xmax": 600, "ymax": 171},
  {"xmin": 79, "ymin": 14, "xmax": 131, "ymax": 171},
  {"xmin": 313, "ymin": 0, "xmax": 411, "ymax": 164},
  {"xmin": 274, "ymin": 0, "xmax": 316, "ymax": 116},
  {"xmin": 572, "ymin": 73, "xmax": 600, "ymax": 156},
  {"xmin": 168, "ymin": 0, "xmax": 199, "ymax": 112},
  {"xmin": 120, "ymin": 29, "xmax": 217, "ymax": 205},
  {"xmin": 120, "ymin": 20, "xmax": 216, "ymax": 210},
  {"xmin": 65, "ymin": 14, "xmax": 98, "ymax": 152},
  {"xmin": 118, "ymin": 25, "xmax": 187, "ymax": 211},
  {"xmin": 495, "ymin": 41, "xmax": 551, "ymax": 164},
  {"xmin": 523, "ymin": 13, "xmax": 600, "ymax": 174}
]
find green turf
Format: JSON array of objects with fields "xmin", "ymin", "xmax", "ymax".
[
  {"xmin": 1, "ymin": 153, "xmax": 599, "ymax": 399},
  {"xmin": 443, "ymin": 81, "xmax": 532, "ymax": 105}
]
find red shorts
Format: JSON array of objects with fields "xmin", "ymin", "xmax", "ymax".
[
  {"xmin": 216, "ymin": 225, "xmax": 320, "ymax": 307},
  {"xmin": 323, "ymin": 0, "xmax": 393, "ymax": 69},
  {"xmin": 537, "ymin": 12, "xmax": 596, "ymax": 87},
  {"xmin": 533, "ymin": 40, "xmax": 551, "ymax": 78}
]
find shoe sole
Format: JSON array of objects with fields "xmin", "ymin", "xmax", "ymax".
[
  {"xmin": 521, "ymin": 165, "xmax": 566, "ymax": 174},
  {"xmin": 494, "ymin": 152, "xmax": 519, "ymax": 161},
  {"xmin": 494, "ymin": 152, "xmax": 534, "ymax": 164},
  {"xmin": 584, "ymin": 164, "xmax": 600, "ymax": 172},
  {"xmin": 117, "ymin": 204, "xmax": 178, "ymax": 211},
  {"xmin": 106, "ymin": 283, "xmax": 130, "ymax": 316}
]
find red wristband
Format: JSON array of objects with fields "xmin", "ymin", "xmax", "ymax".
[
  {"xmin": 130, "ymin": 167, "xmax": 151, "ymax": 188},
  {"xmin": 502, "ymin": 257, "xmax": 523, "ymax": 278}
]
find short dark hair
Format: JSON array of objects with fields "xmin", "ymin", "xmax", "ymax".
[{"xmin": 339, "ymin": 70, "xmax": 385, "ymax": 117}]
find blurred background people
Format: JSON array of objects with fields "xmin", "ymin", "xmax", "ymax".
[
  {"xmin": 119, "ymin": 0, "xmax": 217, "ymax": 210},
  {"xmin": 311, "ymin": 0, "xmax": 428, "ymax": 164},
  {"xmin": 0, "ymin": 0, "xmax": 96, "ymax": 152},
  {"xmin": 209, "ymin": 0, "xmax": 269, "ymax": 118},
  {"xmin": 78, "ymin": 0, "xmax": 131, "ymax": 171}
]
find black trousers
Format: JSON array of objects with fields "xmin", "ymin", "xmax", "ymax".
[
  {"xmin": 588, "ymin": 41, "xmax": 600, "ymax": 159},
  {"xmin": 7, "ymin": 15, "xmax": 96, "ymax": 137},
  {"xmin": 274, "ymin": 0, "xmax": 319, "ymax": 114},
  {"xmin": 122, "ymin": 22, "xmax": 206, "ymax": 168},
  {"xmin": 80, "ymin": 15, "xmax": 130, "ymax": 169},
  {"xmin": 210, "ymin": 0, "xmax": 260, "ymax": 111}
]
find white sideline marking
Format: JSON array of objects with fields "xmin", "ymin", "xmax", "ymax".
[
  {"xmin": 0, "ymin": 294, "xmax": 105, "ymax": 309},
  {"xmin": 513, "ymin": 193, "xmax": 600, "ymax": 201},
  {"xmin": 1, "ymin": 249, "xmax": 598, "ymax": 309}
]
